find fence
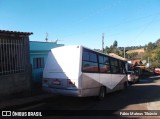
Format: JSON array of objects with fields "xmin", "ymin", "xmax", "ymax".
[{"xmin": 0, "ymin": 37, "xmax": 25, "ymax": 76}]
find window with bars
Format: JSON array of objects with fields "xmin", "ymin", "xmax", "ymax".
[
  {"xmin": 33, "ymin": 57, "xmax": 44, "ymax": 69},
  {"xmin": 0, "ymin": 38, "xmax": 25, "ymax": 76}
]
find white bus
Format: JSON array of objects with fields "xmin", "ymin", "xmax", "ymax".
[{"xmin": 43, "ymin": 45, "xmax": 128, "ymax": 100}]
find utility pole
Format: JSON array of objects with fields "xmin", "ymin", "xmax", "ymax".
[
  {"xmin": 124, "ymin": 47, "xmax": 125, "ymax": 58},
  {"xmin": 102, "ymin": 33, "xmax": 104, "ymax": 53},
  {"xmin": 148, "ymin": 57, "xmax": 150, "ymax": 67},
  {"xmin": 45, "ymin": 32, "xmax": 48, "ymax": 42}
]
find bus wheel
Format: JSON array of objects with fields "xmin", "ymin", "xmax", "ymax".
[
  {"xmin": 98, "ymin": 86, "xmax": 106, "ymax": 100},
  {"xmin": 123, "ymin": 82, "xmax": 128, "ymax": 89}
]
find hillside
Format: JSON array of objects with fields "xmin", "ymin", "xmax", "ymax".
[{"xmin": 126, "ymin": 48, "xmax": 145, "ymax": 54}]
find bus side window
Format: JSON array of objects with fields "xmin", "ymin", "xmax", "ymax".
[
  {"xmin": 82, "ymin": 51, "xmax": 89, "ymax": 61},
  {"xmin": 98, "ymin": 55, "xmax": 110, "ymax": 73},
  {"xmin": 119, "ymin": 61, "xmax": 124, "ymax": 74},
  {"xmin": 110, "ymin": 58, "xmax": 121, "ymax": 74},
  {"xmin": 82, "ymin": 49, "xmax": 98, "ymax": 73},
  {"xmin": 90, "ymin": 52, "xmax": 97, "ymax": 62}
]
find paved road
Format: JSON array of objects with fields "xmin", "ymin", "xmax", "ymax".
[{"xmin": 16, "ymin": 75, "xmax": 160, "ymax": 118}]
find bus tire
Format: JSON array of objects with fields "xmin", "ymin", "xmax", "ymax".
[
  {"xmin": 98, "ymin": 86, "xmax": 106, "ymax": 100},
  {"xmin": 123, "ymin": 82, "xmax": 128, "ymax": 89}
]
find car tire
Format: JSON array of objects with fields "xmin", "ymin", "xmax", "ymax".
[
  {"xmin": 133, "ymin": 78, "xmax": 136, "ymax": 84},
  {"xmin": 136, "ymin": 78, "xmax": 140, "ymax": 83}
]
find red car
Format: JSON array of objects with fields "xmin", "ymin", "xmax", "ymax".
[{"xmin": 154, "ymin": 68, "xmax": 160, "ymax": 75}]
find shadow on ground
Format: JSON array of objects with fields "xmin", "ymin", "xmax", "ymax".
[
  {"xmin": 20, "ymin": 75, "xmax": 160, "ymax": 119},
  {"xmin": 2, "ymin": 75, "xmax": 160, "ymax": 119}
]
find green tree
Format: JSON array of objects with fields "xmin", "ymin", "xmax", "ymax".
[
  {"xmin": 104, "ymin": 46, "xmax": 110, "ymax": 54},
  {"xmin": 147, "ymin": 42, "xmax": 156, "ymax": 51},
  {"xmin": 156, "ymin": 38, "xmax": 160, "ymax": 46},
  {"xmin": 142, "ymin": 40, "xmax": 160, "ymax": 67},
  {"xmin": 128, "ymin": 52, "xmax": 138, "ymax": 60},
  {"xmin": 113, "ymin": 40, "xmax": 118, "ymax": 48},
  {"xmin": 104, "ymin": 40, "xmax": 125, "ymax": 57}
]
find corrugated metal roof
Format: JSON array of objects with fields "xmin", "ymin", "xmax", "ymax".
[{"xmin": 0, "ymin": 30, "xmax": 33, "ymax": 35}]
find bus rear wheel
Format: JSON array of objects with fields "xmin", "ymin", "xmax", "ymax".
[
  {"xmin": 98, "ymin": 86, "xmax": 106, "ymax": 100},
  {"xmin": 123, "ymin": 81, "xmax": 128, "ymax": 89}
]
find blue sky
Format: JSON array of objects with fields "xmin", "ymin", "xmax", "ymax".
[{"xmin": 0, "ymin": 0, "xmax": 160, "ymax": 49}]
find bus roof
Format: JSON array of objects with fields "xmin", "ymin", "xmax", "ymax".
[{"xmin": 51, "ymin": 45, "xmax": 127, "ymax": 62}]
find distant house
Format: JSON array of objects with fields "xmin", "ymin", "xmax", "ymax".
[
  {"xmin": 29, "ymin": 41, "xmax": 64, "ymax": 86},
  {"xmin": 132, "ymin": 60, "xmax": 143, "ymax": 67},
  {"xmin": 0, "ymin": 30, "xmax": 32, "ymax": 97},
  {"xmin": 130, "ymin": 59, "xmax": 144, "ymax": 75}
]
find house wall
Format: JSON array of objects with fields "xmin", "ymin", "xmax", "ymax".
[
  {"xmin": 30, "ymin": 52, "xmax": 48, "ymax": 85},
  {"xmin": 0, "ymin": 72, "xmax": 31, "ymax": 96},
  {"xmin": 0, "ymin": 35, "xmax": 31, "ymax": 97},
  {"xmin": 29, "ymin": 41, "xmax": 64, "ymax": 86}
]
